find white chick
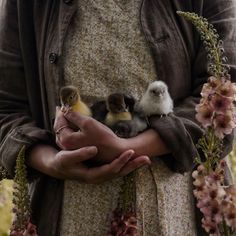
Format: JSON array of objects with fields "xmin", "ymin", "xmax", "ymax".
[{"xmin": 138, "ymin": 81, "xmax": 173, "ymax": 116}]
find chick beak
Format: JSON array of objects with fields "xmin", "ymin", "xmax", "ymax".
[{"xmin": 156, "ymin": 90, "xmax": 165, "ymax": 97}]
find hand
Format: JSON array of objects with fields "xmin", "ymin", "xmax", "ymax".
[
  {"xmin": 54, "ymin": 109, "xmax": 128, "ymax": 164},
  {"xmin": 27, "ymin": 144, "xmax": 151, "ymax": 183},
  {"xmin": 53, "ymin": 107, "xmax": 75, "ymax": 150}
]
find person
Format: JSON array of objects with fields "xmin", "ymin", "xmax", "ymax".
[{"xmin": 0, "ymin": 0, "xmax": 235, "ymax": 235}]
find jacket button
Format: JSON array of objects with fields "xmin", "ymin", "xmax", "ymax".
[
  {"xmin": 63, "ymin": 0, "xmax": 73, "ymax": 4},
  {"xmin": 49, "ymin": 53, "xmax": 58, "ymax": 64}
]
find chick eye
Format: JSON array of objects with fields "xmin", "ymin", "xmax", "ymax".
[{"xmin": 70, "ymin": 96, "xmax": 73, "ymax": 100}]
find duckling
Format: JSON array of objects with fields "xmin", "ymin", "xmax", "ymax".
[
  {"xmin": 90, "ymin": 100, "xmax": 108, "ymax": 123},
  {"xmin": 60, "ymin": 85, "xmax": 91, "ymax": 116},
  {"xmin": 112, "ymin": 114, "xmax": 148, "ymax": 138},
  {"xmin": 104, "ymin": 93, "xmax": 147, "ymax": 138},
  {"xmin": 104, "ymin": 93, "xmax": 133, "ymax": 127}
]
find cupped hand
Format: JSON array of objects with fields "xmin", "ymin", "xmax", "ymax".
[
  {"xmin": 49, "ymin": 147, "xmax": 150, "ymax": 183},
  {"xmin": 54, "ymin": 108, "xmax": 128, "ymax": 164}
]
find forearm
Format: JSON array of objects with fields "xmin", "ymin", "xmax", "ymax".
[{"xmin": 123, "ymin": 129, "xmax": 170, "ymax": 158}]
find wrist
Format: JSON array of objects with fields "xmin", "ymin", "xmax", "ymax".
[
  {"xmin": 27, "ymin": 144, "xmax": 59, "ymax": 177},
  {"xmin": 121, "ymin": 129, "xmax": 170, "ymax": 158},
  {"xmin": 116, "ymin": 136, "xmax": 130, "ymax": 153}
]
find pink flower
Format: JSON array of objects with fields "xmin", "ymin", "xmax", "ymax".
[
  {"xmin": 225, "ymin": 185, "xmax": 236, "ymax": 202},
  {"xmin": 210, "ymin": 94, "xmax": 232, "ymax": 113},
  {"xmin": 193, "ymin": 178, "xmax": 205, "ymax": 187},
  {"xmin": 201, "ymin": 84, "xmax": 215, "ymax": 98},
  {"xmin": 194, "ymin": 188, "xmax": 210, "ymax": 204},
  {"xmin": 196, "ymin": 104, "xmax": 214, "ymax": 127},
  {"xmin": 204, "ymin": 77, "xmax": 221, "ymax": 94},
  {"xmin": 201, "ymin": 206, "xmax": 212, "ymax": 217},
  {"xmin": 210, "ymin": 200, "xmax": 223, "ymax": 224},
  {"xmin": 197, "ymin": 76, "xmax": 236, "ymax": 133},
  {"xmin": 193, "ymin": 161, "xmax": 236, "ymax": 234},
  {"xmin": 208, "ymin": 76, "xmax": 221, "ymax": 88},
  {"xmin": 10, "ymin": 221, "xmax": 38, "ymax": 236},
  {"xmin": 197, "ymin": 164, "xmax": 207, "ymax": 175},
  {"xmin": 23, "ymin": 222, "xmax": 38, "ymax": 236},
  {"xmin": 206, "ymin": 172, "xmax": 224, "ymax": 185},
  {"xmin": 108, "ymin": 209, "xmax": 137, "ymax": 236},
  {"xmin": 217, "ymin": 78, "xmax": 235, "ymax": 98},
  {"xmin": 201, "ymin": 217, "xmax": 220, "ymax": 236},
  {"xmin": 192, "ymin": 170, "xmax": 199, "ymax": 179},
  {"xmin": 224, "ymin": 205, "xmax": 236, "ymax": 228},
  {"xmin": 213, "ymin": 112, "xmax": 236, "ymax": 139}
]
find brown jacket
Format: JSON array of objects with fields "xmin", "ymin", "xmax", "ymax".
[{"xmin": 0, "ymin": 0, "xmax": 236, "ymax": 235}]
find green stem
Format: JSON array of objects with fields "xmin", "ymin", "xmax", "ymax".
[{"xmin": 222, "ymin": 219, "xmax": 229, "ymax": 236}]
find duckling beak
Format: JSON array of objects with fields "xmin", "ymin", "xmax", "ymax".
[{"xmin": 61, "ymin": 104, "xmax": 71, "ymax": 113}]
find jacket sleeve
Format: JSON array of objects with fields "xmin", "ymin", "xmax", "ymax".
[
  {"xmin": 0, "ymin": 0, "xmax": 54, "ymax": 178},
  {"xmin": 149, "ymin": 0, "xmax": 236, "ymax": 173}
]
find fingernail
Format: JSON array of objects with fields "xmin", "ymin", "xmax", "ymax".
[
  {"xmin": 127, "ymin": 150, "xmax": 134, "ymax": 159},
  {"xmin": 143, "ymin": 156, "xmax": 151, "ymax": 165},
  {"xmin": 86, "ymin": 146, "xmax": 97, "ymax": 154}
]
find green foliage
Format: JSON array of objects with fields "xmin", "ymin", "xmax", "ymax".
[
  {"xmin": 196, "ymin": 128, "xmax": 223, "ymax": 172},
  {"xmin": 118, "ymin": 172, "xmax": 136, "ymax": 212},
  {"xmin": 177, "ymin": 11, "xmax": 230, "ymax": 79},
  {"xmin": 11, "ymin": 146, "xmax": 30, "ymax": 231},
  {"xmin": 0, "ymin": 166, "xmax": 7, "ymax": 181},
  {"xmin": 177, "ymin": 11, "xmax": 231, "ymax": 172}
]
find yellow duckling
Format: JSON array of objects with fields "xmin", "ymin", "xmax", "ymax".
[
  {"xmin": 60, "ymin": 85, "xmax": 91, "ymax": 116},
  {"xmin": 105, "ymin": 93, "xmax": 132, "ymax": 127}
]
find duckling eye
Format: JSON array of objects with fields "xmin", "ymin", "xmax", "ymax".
[{"xmin": 69, "ymin": 96, "xmax": 73, "ymax": 100}]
